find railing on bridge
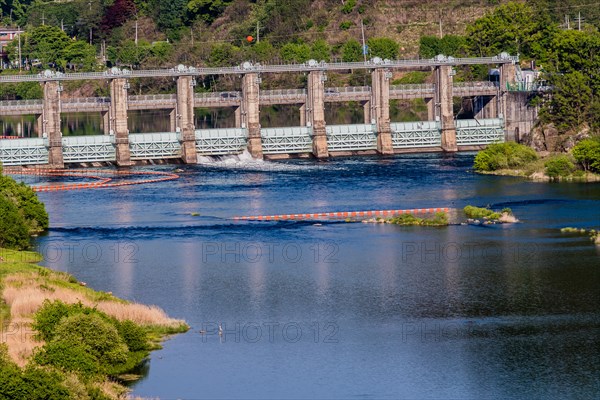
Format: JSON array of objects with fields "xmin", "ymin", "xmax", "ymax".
[
  {"xmin": 62, "ymin": 135, "xmax": 115, "ymax": 163},
  {"xmin": 456, "ymin": 118, "xmax": 504, "ymax": 145},
  {"xmin": 390, "ymin": 121, "xmax": 441, "ymax": 148},
  {"xmin": 129, "ymin": 132, "xmax": 181, "ymax": 160},
  {"xmin": 0, "ymin": 137, "xmax": 48, "ymax": 165},
  {"xmin": 326, "ymin": 124, "xmax": 377, "ymax": 151},
  {"xmin": 261, "ymin": 127, "xmax": 312, "ymax": 154},
  {"xmin": 390, "ymin": 84, "xmax": 435, "ymax": 97},
  {"xmin": 195, "ymin": 128, "xmax": 247, "ymax": 155}
]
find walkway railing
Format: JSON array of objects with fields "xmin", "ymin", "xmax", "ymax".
[
  {"xmin": 0, "ymin": 55, "xmax": 519, "ymax": 83},
  {"xmin": 391, "ymin": 121, "xmax": 441, "ymax": 148},
  {"xmin": 326, "ymin": 124, "xmax": 377, "ymax": 151},
  {"xmin": 262, "ymin": 126, "xmax": 312, "ymax": 154}
]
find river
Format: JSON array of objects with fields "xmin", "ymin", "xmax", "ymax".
[{"xmin": 30, "ymin": 152, "xmax": 599, "ymax": 399}]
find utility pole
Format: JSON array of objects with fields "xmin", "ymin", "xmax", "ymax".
[
  {"xmin": 361, "ymin": 19, "xmax": 367, "ymax": 62},
  {"xmin": 438, "ymin": 10, "xmax": 443, "ymax": 38},
  {"xmin": 18, "ymin": 25, "xmax": 22, "ymax": 72},
  {"xmin": 575, "ymin": 12, "xmax": 584, "ymax": 31},
  {"xmin": 41, "ymin": 12, "xmax": 46, "ymax": 25},
  {"xmin": 135, "ymin": 20, "xmax": 138, "ymax": 46},
  {"xmin": 256, "ymin": 21, "xmax": 260, "ymax": 43}
]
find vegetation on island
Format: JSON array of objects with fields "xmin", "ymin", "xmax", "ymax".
[
  {"xmin": 463, "ymin": 205, "xmax": 515, "ymax": 223},
  {"xmin": 473, "ymin": 138, "xmax": 600, "ymax": 181},
  {"xmin": 361, "ymin": 211, "xmax": 449, "ymax": 226},
  {"xmin": 560, "ymin": 227, "xmax": 600, "ymax": 245}
]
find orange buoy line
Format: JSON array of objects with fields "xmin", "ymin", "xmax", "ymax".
[
  {"xmin": 3, "ymin": 167, "xmax": 179, "ymax": 192},
  {"xmin": 233, "ymin": 208, "xmax": 450, "ymax": 221}
]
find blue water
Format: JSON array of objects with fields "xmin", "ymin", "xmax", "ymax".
[{"xmin": 32, "ymin": 153, "xmax": 600, "ymax": 399}]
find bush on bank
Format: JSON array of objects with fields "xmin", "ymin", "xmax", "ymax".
[
  {"xmin": 0, "ymin": 164, "xmax": 49, "ymax": 250},
  {"xmin": 473, "ymin": 142, "xmax": 539, "ymax": 172}
]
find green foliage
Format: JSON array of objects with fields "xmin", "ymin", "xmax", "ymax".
[
  {"xmin": 0, "ymin": 345, "xmax": 72, "ymax": 400},
  {"xmin": 0, "ymin": 172, "xmax": 48, "ymax": 250},
  {"xmin": 20, "ymin": 25, "xmax": 71, "ymax": 66},
  {"xmin": 0, "ymin": 174, "xmax": 49, "ymax": 233},
  {"xmin": 544, "ymin": 154, "xmax": 577, "ymax": 178},
  {"xmin": 280, "ymin": 42, "xmax": 311, "ymax": 63},
  {"xmin": 341, "ymin": 0, "xmax": 356, "ymax": 13},
  {"xmin": 339, "ymin": 21, "xmax": 352, "ymax": 30},
  {"xmin": 341, "ymin": 39, "xmax": 362, "ymax": 62},
  {"xmin": 310, "ymin": 39, "xmax": 331, "ymax": 61},
  {"xmin": 388, "ymin": 212, "xmax": 448, "ymax": 226},
  {"xmin": 0, "ymin": 194, "xmax": 30, "ymax": 250},
  {"xmin": 367, "ymin": 37, "xmax": 399, "ymax": 59},
  {"xmin": 572, "ymin": 138, "xmax": 600, "ymax": 172},
  {"xmin": 473, "ymin": 142, "xmax": 539, "ymax": 171},
  {"xmin": 33, "ymin": 300, "xmax": 153, "ymax": 379},
  {"xmin": 208, "ymin": 42, "xmax": 241, "ymax": 66},
  {"xmin": 465, "ymin": 1, "xmax": 555, "ymax": 59},
  {"xmin": 392, "ymin": 71, "xmax": 429, "ymax": 84},
  {"xmin": 464, "ymin": 206, "xmax": 501, "ymax": 220},
  {"xmin": 419, "ymin": 35, "xmax": 466, "ymax": 58},
  {"xmin": 188, "ymin": 0, "xmax": 233, "ymax": 23}
]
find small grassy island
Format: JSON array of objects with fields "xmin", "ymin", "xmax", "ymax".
[
  {"xmin": 560, "ymin": 227, "xmax": 600, "ymax": 245},
  {"xmin": 1, "ymin": 166, "xmax": 188, "ymax": 399},
  {"xmin": 362, "ymin": 211, "xmax": 449, "ymax": 226},
  {"xmin": 473, "ymin": 139, "xmax": 600, "ymax": 182}
]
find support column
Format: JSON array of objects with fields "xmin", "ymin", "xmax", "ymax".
[
  {"xmin": 299, "ymin": 104, "xmax": 306, "ymax": 126},
  {"xmin": 371, "ymin": 68, "xmax": 394, "ymax": 155},
  {"xmin": 234, "ymin": 106, "xmax": 242, "ymax": 128},
  {"xmin": 363, "ymin": 101, "xmax": 371, "ymax": 124},
  {"xmin": 41, "ymin": 81, "xmax": 63, "ymax": 167},
  {"xmin": 307, "ymin": 70, "xmax": 328, "ymax": 158},
  {"xmin": 176, "ymin": 76, "xmax": 197, "ymax": 164},
  {"xmin": 169, "ymin": 109, "xmax": 177, "ymax": 133},
  {"xmin": 425, "ymin": 98, "xmax": 435, "ymax": 121},
  {"xmin": 36, "ymin": 114, "xmax": 43, "ymax": 138},
  {"xmin": 435, "ymin": 65, "xmax": 457, "ymax": 152},
  {"xmin": 500, "ymin": 62, "xmax": 517, "ymax": 141},
  {"xmin": 102, "ymin": 111, "xmax": 110, "ymax": 135},
  {"xmin": 109, "ymin": 78, "xmax": 132, "ymax": 166},
  {"xmin": 242, "ymin": 73, "xmax": 262, "ymax": 158}
]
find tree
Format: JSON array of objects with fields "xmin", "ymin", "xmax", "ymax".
[
  {"xmin": 311, "ymin": 39, "xmax": 331, "ymax": 62},
  {"xmin": 419, "ymin": 35, "xmax": 466, "ymax": 58},
  {"xmin": 541, "ymin": 71, "xmax": 592, "ymax": 132},
  {"xmin": 572, "ymin": 138, "xmax": 600, "ymax": 172},
  {"xmin": 465, "ymin": 2, "xmax": 555, "ymax": 60},
  {"xmin": 280, "ymin": 43, "xmax": 311, "ymax": 63},
  {"xmin": 341, "ymin": 39, "xmax": 362, "ymax": 62},
  {"xmin": 20, "ymin": 25, "xmax": 70, "ymax": 67},
  {"xmin": 187, "ymin": 0, "xmax": 233, "ymax": 23},
  {"xmin": 61, "ymin": 40, "xmax": 97, "ymax": 71},
  {"xmin": 367, "ymin": 37, "xmax": 399, "ymax": 60}
]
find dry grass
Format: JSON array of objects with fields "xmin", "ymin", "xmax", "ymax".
[{"xmin": 1, "ymin": 269, "xmax": 186, "ymax": 365}]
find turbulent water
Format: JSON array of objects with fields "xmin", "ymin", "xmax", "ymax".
[{"xmin": 30, "ymin": 152, "xmax": 600, "ymax": 399}]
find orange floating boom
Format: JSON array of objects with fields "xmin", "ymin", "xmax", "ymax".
[{"xmin": 233, "ymin": 208, "xmax": 450, "ymax": 221}]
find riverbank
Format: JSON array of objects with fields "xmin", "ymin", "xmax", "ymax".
[{"xmin": 0, "ymin": 247, "xmax": 188, "ymax": 399}]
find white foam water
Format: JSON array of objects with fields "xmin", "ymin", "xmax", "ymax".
[{"xmin": 196, "ymin": 150, "xmax": 339, "ymax": 172}]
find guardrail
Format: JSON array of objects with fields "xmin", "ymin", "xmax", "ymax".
[{"xmin": 0, "ymin": 55, "xmax": 518, "ymax": 83}]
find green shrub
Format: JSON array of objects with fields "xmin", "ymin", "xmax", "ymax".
[
  {"xmin": 544, "ymin": 155, "xmax": 577, "ymax": 178},
  {"xmin": 1, "ymin": 345, "xmax": 72, "ymax": 399},
  {"xmin": 0, "ymin": 195, "xmax": 30, "ymax": 250},
  {"xmin": 474, "ymin": 142, "xmax": 538, "ymax": 171},
  {"xmin": 464, "ymin": 205, "xmax": 500, "ymax": 220},
  {"xmin": 35, "ymin": 341, "xmax": 101, "ymax": 377},
  {"xmin": 339, "ymin": 21, "xmax": 352, "ymax": 30},
  {"xmin": 572, "ymin": 137, "xmax": 600, "ymax": 173},
  {"xmin": 0, "ymin": 172, "xmax": 49, "ymax": 235},
  {"xmin": 117, "ymin": 320, "xmax": 149, "ymax": 352},
  {"xmin": 341, "ymin": 0, "xmax": 356, "ymax": 13}
]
